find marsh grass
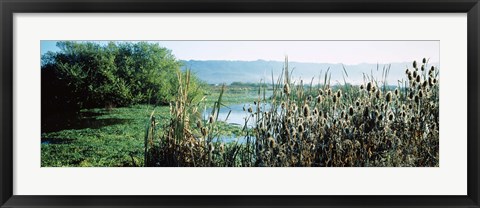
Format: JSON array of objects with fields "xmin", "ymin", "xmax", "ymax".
[{"xmin": 147, "ymin": 57, "xmax": 439, "ymax": 167}]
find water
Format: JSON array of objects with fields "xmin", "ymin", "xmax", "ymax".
[{"xmin": 203, "ymin": 103, "xmax": 275, "ymax": 128}]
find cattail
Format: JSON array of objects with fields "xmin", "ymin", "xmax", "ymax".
[
  {"xmin": 307, "ymin": 95, "xmax": 312, "ymax": 102},
  {"xmin": 421, "ymin": 65, "xmax": 425, "ymax": 71},
  {"xmin": 408, "ymin": 104, "xmax": 413, "ymax": 110},
  {"xmin": 283, "ymin": 84, "xmax": 290, "ymax": 95},
  {"xmin": 355, "ymin": 100, "xmax": 360, "ymax": 107},
  {"xmin": 332, "ymin": 95, "xmax": 337, "ymax": 103},
  {"xmin": 372, "ymin": 86, "xmax": 376, "ymax": 93},
  {"xmin": 313, "ymin": 107, "xmax": 319, "ymax": 116},
  {"xmin": 409, "ymin": 91, "xmax": 414, "ymax": 100},
  {"xmin": 316, "ymin": 95, "xmax": 323, "ymax": 103},
  {"xmin": 327, "ymin": 88, "xmax": 332, "ymax": 96},
  {"xmin": 386, "ymin": 91, "xmax": 392, "ymax": 103},
  {"xmin": 318, "ymin": 89, "xmax": 324, "ymax": 96},
  {"xmin": 248, "ymin": 107, "xmax": 253, "ymax": 113},
  {"xmin": 422, "ymin": 57, "xmax": 426, "ymax": 64},
  {"xmin": 419, "ymin": 91, "xmax": 423, "ymax": 98},
  {"xmin": 378, "ymin": 114, "xmax": 383, "ymax": 121},
  {"xmin": 422, "ymin": 80, "xmax": 428, "ymax": 89},
  {"xmin": 366, "ymin": 82, "xmax": 372, "ymax": 91},
  {"xmin": 336, "ymin": 90, "xmax": 342, "ymax": 98},
  {"xmin": 433, "ymin": 78, "xmax": 437, "ymax": 84},
  {"xmin": 394, "ymin": 88, "xmax": 399, "ymax": 96},
  {"xmin": 303, "ymin": 104, "xmax": 310, "ymax": 117},
  {"xmin": 376, "ymin": 90, "xmax": 381, "ymax": 99},
  {"xmin": 196, "ymin": 120, "xmax": 202, "ymax": 128},
  {"xmin": 414, "ymin": 95, "xmax": 420, "ymax": 104},
  {"xmin": 254, "ymin": 101, "xmax": 257, "ymax": 105},
  {"xmin": 413, "ymin": 60, "xmax": 417, "ymax": 68},
  {"xmin": 413, "ymin": 70, "xmax": 417, "ymax": 78},
  {"xmin": 416, "ymin": 75, "xmax": 421, "ymax": 83},
  {"xmin": 360, "ymin": 84, "xmax": 364, "ymax": 90},
  {"xmin": 341, "ymin": 111, "xmax": 345, "ymax": 119},
  {"xmin": 349, "ymin": 106, "xmax": 354, "ymax": 116},
  {"xmin": 405, "ymin": 68, "xmax": 410, "ymax": 75}
]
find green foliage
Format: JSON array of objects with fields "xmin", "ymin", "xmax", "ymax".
[{"xmin": 42, "ymin": 41, "xmax": 205, "ymax": 112}]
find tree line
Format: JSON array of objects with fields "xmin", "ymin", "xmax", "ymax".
[{"xmin": 41, "ymin": 41, "xmax": 205, "ymax": 113}]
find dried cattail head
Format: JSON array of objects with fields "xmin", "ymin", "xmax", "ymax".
[
  {"xmin": 336, "ymin": 90, "xmax": 342, "ymax": 98},
  {"xmin": 422, "ymin": 58, "xmax": 426, "ymax": 64},
  {"xmin": 409, "ymin": 91, "xmax": 414, "ymax": 100},
  {"xmin": 303, "ymin": 104, "xmax": 310, "ymax": 117},
  {"xmin": 196, "ymin": 120, "xmax": 202, "ymax": 128},
  {"xmin": 419, "ymin": 91, "xmax": 423, "ymax": 98},
  {"xmin": 367, "ymin": 82, "xmax": 372, "ymax": 92},
  {"xmin": 422, "ymin": 81, "xmax": 428, "ymax": 89},
  {"xmin": 254, "ymin": 101, "xmax": 257, "ymax": 105},
  {"xmin": 394, "ymin": 88, "xmax": 399, "ymax": 96},
  {"xmin": 378, "ymin": 114, "xmax": 383, "ymax": 121},
  {"xmin": 408, "ymin": 104, "xmax": 413, "ymax": 110},
  {"xmin": 257, "ymin": 143, "xmax": 263, "ymax": 151},
  {"xmin": 316, "ymin": 95, "xmax": 323, "ymax": 103},
  {"xmin": 433, "ymin": 78, "xmax": 437, "ymax": 84},
  {"xmin": 414, "ymin": 95, "xmax": 420, "ymax": 104},
  {"xmin": 413, "ymin": 70, "xmax": 417, "ymax": 78},
  {"xmin": 405, "ymin": 68, "xmax": 410, "ymax": 75},
  {"xmin": 307, "ymin": 95, "xmax": 312, "ymax": 102},
  {"xmin": 208, "ymin": 115, "xmax": 214, "ymax": 124},
  {"xmin": 360, "ymin": 84, "xmax": 364, "ymax": 90},
  {"xmin": 416, "ymin": 74, "xmax": 421, "ymax": 83},
  {"xmin": 327, "ymin": 88, "xmax": 332, "ymax": 96},
  {"xmin": 355, "ymin": 100, "xmax": 361, "ymax": 107},
  {"xmin": 349, "ymin": 106, "xmax": 354, "ymax": 116},
  {"xmin": 313, "ymin": 107, "xmax": 319, "ymax": 116},
  {"xmin": 413, "ymin": 60, "xmax": 417, "ymax": 68},
  {"xmin": 248, "ymin": 107, "xmax": 253, "ymax": 113},
  {"xmin": 283, "ymin": 84, "xmax": 290, "ymax": 95},
  {"xmin": 376, "ymin": 90, "xmax": 381, "ymax": 99},
  {"xmin": 341, "ymin": 111, "xmax": 345, "ymax": 119},
  {"xmin": 386, "ymin": 91, "xmax": 392, "ymax": 103},
  {"xmin": 332, "ymin": 95, "xmax": 337, "ymax": 103},
  {"xmin": 372, "ymin": 86, "xmax": 376, "ymax": 93},
  {"xmin": 421, "ymin": 65, "xmax": 425, "ymax": 71}
]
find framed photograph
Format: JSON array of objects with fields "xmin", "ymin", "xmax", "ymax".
[{"xmin": 1, "ymin": 0, "xmax": 479, "ymax": 207}]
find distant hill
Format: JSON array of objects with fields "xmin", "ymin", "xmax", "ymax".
[{"xmin": 180, "ymin": 60, "xmax": 439, "ymax": 86}]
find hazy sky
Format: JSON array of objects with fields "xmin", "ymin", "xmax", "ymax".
[{"xmin": 41, "ymin": 40, "xmax": 439, "ymax": 65}]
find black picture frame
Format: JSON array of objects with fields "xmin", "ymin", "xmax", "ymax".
[{"xmin": 1, "ymin": 0, "xmax": 479, "ymax": 207}]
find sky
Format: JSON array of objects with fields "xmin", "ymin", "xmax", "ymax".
[{"xmin": 41, "ymin": 40, "xmax": 439, "ymax": 65}]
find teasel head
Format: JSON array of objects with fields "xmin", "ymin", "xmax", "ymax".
[
  {"xmin": 413, "ymin": 60, "xmax": 417, "ymax": 69},
  {"xmin": 394, "ymin": 88, "xmax": 399, "ymax": 97},
  {"xmin": 414, "ymin": 95, "xmax": 420, "ymax": 104},
  {"xmin": 422, "ymin": 80, "xmax": 428, "ymax": 89},
  {"xmin": 409, "ymin": 91, "xmax": 414, "ymax": 100},
  {"xmin": 267, "ymin": 136, "xmax": 276, "ymax": 148},
  {"xmin": 201, "ymin": 127, "xmax": 208, "ymax": 137},
  {"xmin": 366, "ymin": 82, "xmax": 372, "ymax": 92},
  {"xmin": 421, "ymin": 65, "xmax": 425, "ymax": 71},
  {"xmin": 316, "ymin": 95, "xmax": 323, "ymax": 103},
  {"xmin": 355, "ymin": 100, "xmax": 361, "ymax": 107},
  {"xmin": 349, "ymin": 106, "xmax": 354, "ymax": 116},
  {"xmin": 372, "ymin": 85, "xmax": 377, "ymax": 93},
  {"xmin": 248, "ymin": 106, "xmax": 253, "ymax": 113},
  {"xmin": 378, "ymin": 114, "xmax": 383, "ymax": 122},
  {"xmin": 376, "ymin": 90, "xmax": 381, "ymax": 99},
  {"xmin": 336, "ymin": 90, "xmax": 342, "ymax": 99},
  {"xmin": 332, "ymin": 95, "xmax": 337, "ymax": 103},
  {"xmin": 360, "ymin": 84, "xmax": 364, "ymax": 90},
  {"xmin": 386, "ymin": 91, "xmax": 392, "ymax": 103},
  {"xmin": 298, "ymin": 123, "xmax": 304, "ymax": 133},
  {"xmin": 413, "ymin": 70, "xmax": 417, "ymax": 79},
  {"xmin": 208, "ymin": 115, "xmax": 214, "ymax": 124},
  {"xmin": 429, "ymin": 77, "xmax": 434, "ymax": 87},
  {"xmin": 327, "ymin": 88, "xmax": 332, "ymax": 96},
  {"xmin": 433, "ymin": 78, "xmax": 437, "ymax": 85},
  {"xmin": 416, "ymin": 74, "xmax": 421, "ymax": 83},
  {"xmin": 313, "ymin": 107, "xmax": 319, "ymax": 116},
  {"xmin": 219, "ymin": 143, "xmax": 225, "ymax": 153},
  {"xmin": 405, "ymin": 68, "xmax": 410, "ymax": 75},
  {"xmin": 283, "ymin": 84, "xmax": 290, "ymax": 95},
  {"xmin": 388, "ymin": 111, "xmax": 395, "ymax": 121},
  {"xmin": 303, "ymin": 104, "xmax": 310, "ymax": 117},
  {"xmin": 422, "ymin": 57, "xmax": 427, "ymax": 64},
  {"xmin": 418, "ymin": 90, "xmax": 423, "ymax": 98},
  {"xmin": 318, "ymin": 89, "xmax": 324, "ymax": 96},
  {"xmin": 196, "ymin": 120, "xmax": 202, "ymax": 129}
]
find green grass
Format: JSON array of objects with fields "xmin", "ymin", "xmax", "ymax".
[{"xmin": 41, "ymin": 105, "xmax": 169, "ymax": 167}]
